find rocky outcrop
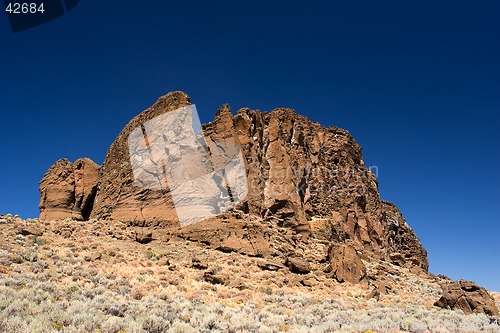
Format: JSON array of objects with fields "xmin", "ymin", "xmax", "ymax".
[
  {"xmin": 175, "ymin": 213, "xmax": 272, "ymax": 257},
  {"xmin": 39, "ymin": 91, "xmax": 428, "ymax": 275},
  {"xmin": 434, "ymin": 280, "xmax": 499, "ymax": 316},
  {"xmin": 73, "ymin": 158, "xmax": 100, "ymax": 220},
  {"xmin": 214, "ymin": 104, "xmax": 428, "ymax": 271},
  {"xmin": 90, "ymin": 91, "xmax": 192, "ymax": 226},
  {"xmin": 39, "ymin": 158, "xmax": 99, "ymax": 221}
]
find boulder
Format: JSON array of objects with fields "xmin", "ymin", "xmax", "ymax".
[
  {"xmin": 329, "ymin": 244, "xmax": 366, "ymax": 284},
  {"xmin": 191, "ymin": 257, "xmax": 209, "ymax": 270},
  {"xmin": 135, "ymin": 231, "xmax": 153, "ymax": 244},
  {"xmin": 84, "ymin": 252, "xmax": 102, "ymax": 262},
  {"xmin": 203, "ymin": 270, "xmax": 230, "ymax": 285},
  {"xmin": 434, "ymin": 280, "xmax": 499, "ymax": 316},
  {"xmin": 286, "ymin": 256, "xmax": 311, "ymax": 274},
  {"xmin": 257, "ymin": 260, "xmax": 286, "ymax": 271},
  {"xmin": 18, "ymin": 226, "xmax": 43, "ymax": 237}
]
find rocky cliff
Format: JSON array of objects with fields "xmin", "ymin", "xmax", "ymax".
[
  {"xmin": 39, "ymin": 158, "xmax": 99, "ymax": 221},
  {"xmin": 39, "ymin": 91, "xmax": 428, "ymax": 275}
]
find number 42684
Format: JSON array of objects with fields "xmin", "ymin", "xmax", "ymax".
[{"xmin": 5, "ymin": 3, "xmax": 45, "ymax": 14}]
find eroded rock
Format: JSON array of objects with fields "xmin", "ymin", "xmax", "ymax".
[
  {"xmin": 18, "ymin": 226, "xmax": 43, "ymax": 237},
  {"xmin": 90, "ymin": 91, "xmax": 191, "ymax": 226},
  {"xmin": 329, "ymin": 244, "xmax": 367, "ymax": 284},
  {"xmin": 434, "ymin": 280, "xmax": 499, "ymax": 316},
  {"xmin": 176, "ymin": 213, "xmax": 272, "ymax": 257},
  {"xmin": 39, "ymin": 158, "xmax": 99, "ymax": 221},
  {"xmin": 286, "ymin": 256, "xmax": 311, "ymax": 274},
  {"xmin": 39, "ymin": 91, "xmax": 429, "ymax": 274},
  {"xmin": 135, "ymin": 231, "xmax": 153, "ymax": 244}
]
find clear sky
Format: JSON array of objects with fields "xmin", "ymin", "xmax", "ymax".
[{"xmin": 1, "ymin": 1, "xmax": 498, "ymax": 291}]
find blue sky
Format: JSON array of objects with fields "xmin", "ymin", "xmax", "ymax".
[{"xmin": 1, "ymin": 1, "xmax": 498, "ymax": 291}]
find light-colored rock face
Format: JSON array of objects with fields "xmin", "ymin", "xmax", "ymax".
[
  {"xmin": 39, "ymin": 158, "xmax": 99, "ymax": 221},
  {"xmin": 91, "ymin": 92, "xmax": 248, "ymax": 227},
  {"xmin": 127, "ymin": 104, "xmax": 248, "ymax": 227},
  {"xmin": 90, "ymin": 91, "xmax": 192, "ymax": 226}
]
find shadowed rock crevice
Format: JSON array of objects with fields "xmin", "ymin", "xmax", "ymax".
[{"xmin": 81, "ymin": 185, "xmax": 97, "ymax": 221}]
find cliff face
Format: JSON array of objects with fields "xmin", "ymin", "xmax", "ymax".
[
  {"xmin": 39, "ymin": 91, "xmax": 428, "ymax": 273},
  {"xmin": 205, "ymin": 104, "xmax": 428, "ymax": 272}
]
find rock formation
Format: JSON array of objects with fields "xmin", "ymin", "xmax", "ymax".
[
  {"xmin": 328, "ymin": 244, "xmax": 367, "ymax": 284},
  {"xmin": 39, "ymin": 91, "xmax": 428, "ymax": 273},
  {"xmin": 35, "ymin": 91, "xmax": 500, "ymax": 318},
  {"xmin": 91, "ymin": 92, "xmax": 192, "ymax": 226},
  {"xmin": 434, "ymin": 280, "xmax": 499, "ymax": 316},
  {"xmin": 39, "ymin": 158, "xmax": 99, "ymax": 221}
]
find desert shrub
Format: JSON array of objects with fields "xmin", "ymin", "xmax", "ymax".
[
  {"xmin": 32, "ymin": 260, "xmax": 49, "ymax": 273},
  {"xmin": 145, "ymin": 249, "xmax": 163, "ymax": 260},
  {"xmin": 101, "ymin": 316, "xmax": 127, "ymax": 333},
  {"xmin": 70, "ymin": 310, "xmax": 101, "ymax": 332},
  {"xmin": 32, "ymin": 236, "xmax": 49, "ymax": 246},
  {"xmin": 258, "ymin": 286, "xmax": 273, "ymax": 295},
  {"xmin": 0, "ymin": 268, "xmax": 498, "ymax": 333},
  {"xmin": 19, "ymin": 247, "xmax": 38, "ymax": 262},
  {"xmin": 4, "ymin": 316, "xmax": 28, "ymax": 332},
  {"xmin": 142, "ymin": 314, "xmax": 170, "ymax": 333},
  {"xmin": 169, "ymin": 321, "xmax": 197, "ymax": 333},
  {"xmin": 38, "ymin": 281, "xmax": 63, "ymax": 299},
  {"xmin": 105, "ymin": 303, "xmax": 128, "ymax": 317}
]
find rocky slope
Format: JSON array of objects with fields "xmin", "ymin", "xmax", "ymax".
[{"xmin": 0, "ymin": 214, "xmax": 499, "ymax": 333}]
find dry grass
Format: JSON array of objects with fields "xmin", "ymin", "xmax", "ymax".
[{"xmin": 0, "ymin": 214, "xmax": 498, "ymax": 333}]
